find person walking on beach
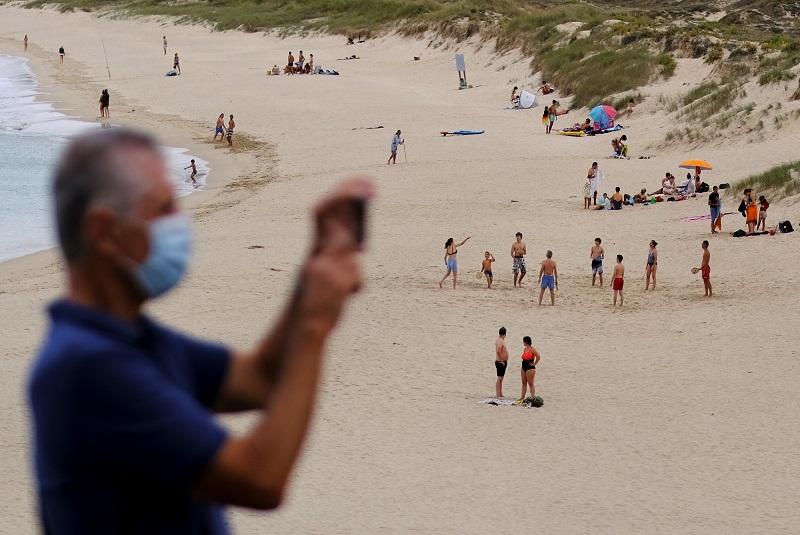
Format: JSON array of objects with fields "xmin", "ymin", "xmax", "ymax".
[
  {"xmin": 645, "ymin": 240, "xmax": 658, "ymax": 291},
  {"xmin": 214, "ymin": 113, "xmax": 225, "ymax": 141},
  {"xmin": 587, "ymin": 162, "xmax": 599, "ymax": 205},
  {"xmin": 226, "ymin": 114, "xmax": 235, "ymax": 147},
  {"xmin": 28, "ymin": 128, "xmax": 373, "ymax": 534},
  {"xmin": 591, "ymin": 237, "xmax": 604, "ymax": 287},
  {"xmin": 24, "ymin": 35, "xmax": 28, "ymax": 51},
  {"xmin": 511, "ymin": 232, "xmax": 527, "ymax": 287},
  {"xmin": 388, "ymin": 130, "xmax": 403, "ymax": 164},
  {"xmin": 701, "ymin": 240, "xmax": 712, "ymax": 297},
  {"xmin": 537, "ymin": 250, "xmax": 558, "ymax": 306},
  {"xmin": 163, "ymin": 35, "xmax": 167, "ymax": 55},
  {"xmin": 481, "ymin": 251, "xmax": 495, "ymax": 289},
  {"xmin": 184, "ymin": 158, "xmax": 197, "ymax": 186},
  {"xmin": 58, "ymin": 46, "xmax": 65, "ymax": 64},
  {"xmin": 439, "ymin": 236, "xmax": 470, "ymax": 289},
  {"xmin": 173, "ymin": 53, "xmax": 181, "ymax": 74},
  {"xmin": 709, "ymin": 185, "xmax": 721, "ymax": 233},
  {"xmin": 516, "ymin": 336, "xmax": 540, "ymax": 403},
  {"xmin": 99, "ymin": 89, "xmax": 109, "ymax": 118},
  {"xmin": 494, "ymin": 327, "xmax": 509, "ymax": 398},
  {"xmin": 612, "ymin": 255, "xmax": 625, "ymax": 307}
]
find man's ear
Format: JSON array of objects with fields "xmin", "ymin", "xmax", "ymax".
[{"xmin": 83, "ymin": 207, "xmax": 120, "ymax": 257}]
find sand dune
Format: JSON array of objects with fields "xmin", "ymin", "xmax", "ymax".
[{"xmin": 1, "ymin": 6, "xmax": 799, "ymax": 533}]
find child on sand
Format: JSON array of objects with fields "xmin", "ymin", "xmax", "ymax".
[
  {"xmin": 184, "ymin": 159, "xmax": 197, "ymax": 186},
  {"xmin": 701, "ymin": 240, "xmax": 712, "ymax": 297},
  {"xmin": 757, "ymin": 196, "xmax": 769, "ymax": 232},
  {"xmin": 542, "ymin": 107, "xmax": 550, "ymax": 134},
  {"xmin": 481, "ymin": 252, "xmax": 495, "ymax": 289},
  {"xmin": 583, "ymin": 178, "xmax": 593, "ymax": 209},
  {"xmin": 612, "ymin": 255, "xmax": 624, "ymax": 306},
  {"xmin": 627, "ymin": 98, "xmax": 635, "ymax": 117},
  {"xmin": 537, "ymin": 250, "xmax": 558, "ymax": 306}
]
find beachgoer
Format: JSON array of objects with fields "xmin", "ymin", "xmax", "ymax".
[
  {"xmin": 308, "ymin": 54, "xmax": 314, "ymax": 73},
  {"xmin": 173, "ymin": 53, "xmax": 180, "ymax": 75},
  {"xmin": 538, "ymin": 80, "xmax": 552, "ymax": 95},
  {"xmin": 591, "ymin": 238, "xmax": 604, "ymax": 287},
  {"xmin": 28, "ymin": 128, "xmax": 372, "ymax": 533},
  {"xmin": 627, "ymin": 98, "xmax": 635, "ymax": 117},
  {"xmin": 214, "ymin": 113, "xmax": 225, "ymax": 141},
  {"xmin": 612, "ymin": 255, "xmax": 624, "ymax": 306},
  {"xmin": 272, "ymin": 64, "xmax": 280, "ymax": 75},
  {"xmin": 163, "ymin": 36, "xmax": 167, "ymax": 55},
  {"xmin": 709, "ymin": 185, "xmax": 721, "ymax": 233},
  {"xmin": 611, "ymin": 187, "xmax": 624, "ymax": 210},
  {"xmin": 645, "ymin": 240, "xmax": 658, "ymax": 291},
  {"xmin": 481, "ymin": 252, "xmax": 495, "ymax": 289},
  {"xmin": 24, "ymin": 35, "xmax": 28, "ymax": 51},
  {"xmin": 701, "ymin": 240, "xmax": 712, "ymax": 296},
  {"xmin": 511, "ymin": 86, "xmax": 519, "ymax": 108},
  {"xmin": 495, "ymin": 327, "xmax": 509, "ymax": 398},
  {"xmin": 511, "ymin": 232, "xmax": 527, "ymax": 287},
  {"xmin": 757, "ymin": 196, "xmax": 769, "ymax": 232},
  {"xmin": 634, "ymin": 188, "xmax": 648, "ymax": 204},
  {"xmin": 685, "ymin": 172, "xmax": 697, "ymax": 197},
  {"xmin": 582, "ymin": 118, "xmax": 592, "ymax": 133},
  {"xmin": 297, "ymin": 51, "xmax": 305, "ymax": 70},
  {"xmin": 347, "ymin": 37, "xmax": 354, "ymax": 45},
  {"xmin": 226, "ymin": 115, "xmax": 235, "ymax": 147},
  {"xmin": 548, "ymin": 101, "xmax": 558, "ymax": 133},
  {"xmin": 745, "ymin": 190, "xmax": 758, "ymax": 234},
  {"xmin": 542, "ymin": 107, "xmax": 550, "ymax": 134},
  {"xmin": 583, "ymin": 177, "xmax": 593, "ymax": 209},
  {"xmin": 287, "ymin": 51, "xmax": 295, "ymax": 75},
  {"xmin": 611, "ymin": 135, "xmax": 627, "ymax": 158},
  {"xmin": 388, "ymin": 130, "xmax": 403, "ymax": 164},
  {"xmin": 517, "ymin": 336, "xmax": 541, "ymax": 402},
  {"xmin": 537, "ymin": 250, "xmax": 558, "ymax": 306},
  {"xmin": 595, "ymin": 193, "xmax": 610, "ymax": 210},
  {"xmin": 184, "ymin": 158, "xmax": 197, "ymax": 186},
  {"xmin": 59, "ymin": 46, "xmax": 65, "ymax": 64},
  {"xmin": 439, "ymin": 236, "xmax": 470, "ymax": 288},
  {"xmin": 588, "ymin": 162, "xmax": 599, "ymax": 205},
  {"xmin": 98, "ymin": 90, "xmax": 105, "ymax": 118}
]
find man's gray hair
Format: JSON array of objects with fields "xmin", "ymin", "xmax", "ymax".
[
  {"xmin": 546, "ymin": 250, "xmax": 553, "ymax": 258},
  {"xmin": 53, "ymin": 129, "xmax": 159, "ymax": 262}
]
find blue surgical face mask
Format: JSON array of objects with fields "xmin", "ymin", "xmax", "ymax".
[{"xmin": 131, "ymin": 213, "xmax": 193, "ymax": 298}]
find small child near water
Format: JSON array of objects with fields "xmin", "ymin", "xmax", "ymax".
[
  {"xmin": 482, "ymin": 252, "xmax": 495, "ymax": 289},
  {"xmin": 184, "ymin": 159, "xmax": 197, "ymax": 186}
]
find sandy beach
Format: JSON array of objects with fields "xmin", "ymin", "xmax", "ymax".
[{"xmin": 2, "ymin": 6, "xmax": 800, "ymax": 533}]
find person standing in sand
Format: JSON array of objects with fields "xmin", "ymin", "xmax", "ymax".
[
  {"xmin": 184, "ymin": 158, "xmax": 197, "ymax": 186},
  {"xmin": 214, "ymin": 113, "xmax": 225, "ymax": 141},
  {"xmin": 612, "ymin": 255, "xmax": 624, "ymax": 307},
  {"xmin": 439, "ymin": 236, "xmax": 470, "ymax": 289},
  {"xmin": 645, "ymin": 240, "xmax": 658, "ymax": 291},
  {"xmin": 587, "ymin": 162, "xmax": 599, "ymax": 205},
  {"xmin": 583, "ymin": 177, "xmax": 593, "ymax": 209},
  {"xmin": 537, "ymin": 250, "xmax": 558, "ymax": 306},
  {"xmin": 99, "ymin": 89, "xmax": 109, "ymax": 118},
  {"xmin": 173, "ymin": 52, "xmax": 180, "ymax": 75},
  {"xmin": 516, "ymin": 336, "xmax": 540, "ymax": 403},
  {"xmin": 627, "ymin": 98, "xmax": 635, "ymax": 117},
  {"xmin": 24, "ymin": 35, "xmax": 28, "ymax": 51},
  {"xmin": 708, "ymin": 185, "xmax": 721, "ymax": 233},
  {"xmin": 59, "ymin": 46, "xmax": 65, "ymax": 63},
  {"xmin": 701, "ymin": 240, "xmax": 712, "ymax": 297},
  {"xmin": 297, "ymin": 51, "xmax": 305, "ymax": 70},
  {"xmin": 226, "ymin": 114, "xmax": 235, "ymax": 147},
  {"xmin": 481, "ymin": 251, "xmax": 495, "ymax": 289},
  {"xmin": 163, "ymin": 35, "xmax": 167, "ymax": 55},
  {"xmin": 494, "ymin": 327, "xmax": 509, "ymax": 398},
  {"xmin": 287, "ymin": 51, "xmax": 295, "ymax": 74},
  {"xmin": 591, "ymin": 238, "xmax": 604, "ymax": 287},
  {"xmin": 511, "ymin": 232, "xmax": 527, "ymax": 287},
  {"xmin": 388, "ymin": 130, "xmax": 403, "ymax": 164}
]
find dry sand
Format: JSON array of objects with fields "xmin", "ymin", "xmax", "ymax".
[{"xmin": 1, "ymin": 7, "xmax": 800, "ymax": 534}]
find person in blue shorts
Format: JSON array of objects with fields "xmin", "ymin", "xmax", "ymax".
[
  {"xmin": 439, "ymin": 236, "xmax": 470, "ymax": 288},
  {"xmin": 28, "ymin": 128, "xmax": 372, "ymax": 534},
  {"xmin": 537, "ymin": 250, "xmax": 559, "ymax": 306},
  {"xmin": 213, "ymin": 113, "xmax": 225, "ymax": 141},
  {"xmin": 481, "ymin": 251, "xmax": 495, "ymax": 289}
]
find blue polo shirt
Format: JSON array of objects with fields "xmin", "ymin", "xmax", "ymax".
[{"xmin": 29, "ymin": 300, "xmax": 232, "ymax": 534}]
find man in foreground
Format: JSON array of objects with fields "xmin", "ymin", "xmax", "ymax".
[
  {"xmin": 494, "ymin": 327, "xmax": 509, "ymax": 398},
  {"xmin": 28, "ymin": 129, "xmax": 372, "ymax": 534}
]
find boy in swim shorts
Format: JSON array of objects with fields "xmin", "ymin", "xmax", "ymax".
[
  {"xmin": 591, "ymin": 238, "xmax": 604, "ymax": 287},
  {"xmin": 481, "ymin": 252, "xmax": 495, "ymax": 289},
  {"xmin": 226, "ymin": 115, "xmax": 235, "ymax": 147},
  {"xmin": 612, "ymin": 255, "xmax": 624, "ymax": 307},
  {"xmin": 701, "ymin": 240, "xmax": 712, "ymax": 297},
  {"xmin": 213, "ymin": 113, "xmax": 225, "ymax": 141},
  {"xmin": 184, "ymin": 159, "xmax": 197, "ymax": 186},
  {"xmin": 537, "ymin": 250, "xmax": 558, "ymax": 306},
  {"xmin": 511, "ymin": 232, "xmax": 527, "ymax": 287}
]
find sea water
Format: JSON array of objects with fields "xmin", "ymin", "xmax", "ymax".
[{"xmin": 0, "ymin": 54, "xmax": 208, "ymax": 263}]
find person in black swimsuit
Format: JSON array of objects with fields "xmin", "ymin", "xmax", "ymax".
[{"xmin": 517, "ymin": 336, "xmax": 541, "ymax": 402}]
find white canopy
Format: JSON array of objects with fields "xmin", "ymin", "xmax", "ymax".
[{"xmin": 519, "ymin": 90, "xmax": 537, "ymax": 109}]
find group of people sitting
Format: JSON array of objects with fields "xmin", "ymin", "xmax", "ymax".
[
  {"xmin": 282, "ymin": 50, "xmax": 314, "ymax": 74},
  {"xmin": 650, "ymin": 172, "xmax": 707, "ymax": 197}
]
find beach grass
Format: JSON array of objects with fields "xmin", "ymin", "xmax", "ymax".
[{"xmin": 734, "ymin": 161, "xmax": 800, "ymax": 200}]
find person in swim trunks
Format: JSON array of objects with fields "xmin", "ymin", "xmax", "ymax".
[
  {"xmin": 481, "ymin": 251, "xmax": 495, "ymax": 289},
  {"xmin": 226, "ymin": 115, "xmax": 235, "ymax": 147},
  {"xmin": 701, "ymin": 240, "xmax": 712, "ymax": 297},
  {"xmin": 517, "ymin": 336, "xmax": 541, "ymax": 402},
  {"xmin": 173, "ymin": 53, "xmax": 180, "ymax": 74},
  {"xmin": 591, "ymin": 237, "xmax": 604, "ymax": 287},
  {"xmin": 645, "ymin": 240, "xmax": 658, "ymax": 291},
  {"xmin": 511, "ymin": 232, "xmax": 527, "ymax": 287},
  {"xmin": 439, "ymin": 236, "xmax": 470, "ymax": 289},
  {"xmin": 213, "ymin": 113, "xmax": 225, "ymax": 141},
  {"xmin": 612, "ymin": 255, "xmax": 625, "ymax": 306},
  {"xmin": 495, "ymin": 327, "xmax": 509, "ymax": 398},
  {"xmin": 184, "ymin": 158, "xmax": 197, "ymax": 186},
  {"xmin": 537, "ymin": 250, "xmax": 558, "ymax": 306}
]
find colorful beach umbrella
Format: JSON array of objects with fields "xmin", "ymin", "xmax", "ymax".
[
  {"xmin": 589, "ymin": 104, "xmax": 617, "ymax": 124},
  {"xmin": 679, "ymin": 159, "xmax": 712, "ymax": 170}
]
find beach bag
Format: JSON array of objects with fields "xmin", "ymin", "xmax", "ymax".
[
  {"xmin": 779, "ymin": 220, "xmax": 794, "ymax": 233},
  {"xmin": 732, "ymin": 229, "xmax": 747, "ymax": 237},
  {"xmin": 698, "ymin": 182, "xmax": 709, "ymax": 193},
  {"xmin": 719, "ymin": 183, "xmax": 730, "ymax": 189}
]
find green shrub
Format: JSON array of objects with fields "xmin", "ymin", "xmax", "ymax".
[
  {"xmin": 759, "ymin": 69, "xmax": 796, "ymax": 85},
  {"xmin": 734, "ymin": 161, "xmax": 800, "ymax": 200}
]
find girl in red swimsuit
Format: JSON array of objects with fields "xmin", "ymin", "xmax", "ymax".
[{"xmin": 519, "ymin": 336, "xmax": 541, "ymax": 402}]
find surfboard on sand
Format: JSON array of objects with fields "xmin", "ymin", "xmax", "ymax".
[
  {"xmin": 440, "ymin": 130, "xmax": 485, "ymax": 136},
  {"xmin": 557, "ymin": 130, "xmax": 584, "ymax": 137}
]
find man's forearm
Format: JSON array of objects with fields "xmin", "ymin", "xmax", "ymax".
[{"xmin": 251, "ymin": 292, "xmax": 303, "ymax": 384}]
